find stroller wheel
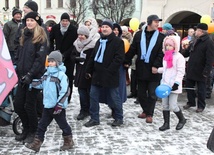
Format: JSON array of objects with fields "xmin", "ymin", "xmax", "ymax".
[{"xmin": 12, "ymin": 117, "xmax": 23, "ymax": 135}]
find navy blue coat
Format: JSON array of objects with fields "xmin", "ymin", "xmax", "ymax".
[{"xmin": 86, "ymin": 32, "xmax": 125, "ymax": 88}]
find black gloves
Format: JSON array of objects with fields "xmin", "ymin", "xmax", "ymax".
[
  {"xmin": 75, "ymin": 57, "xmax": 85, "ymax": 62},
  {"xmin": 171, "ymin": 83, "xmax": 179, "ymax": 91},
  {"xmin": 20, "ymin": 73, "xmax": 32, "ymax": 85}
]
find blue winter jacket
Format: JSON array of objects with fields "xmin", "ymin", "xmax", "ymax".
[{"xmin": 32, "ymin": 63, "xmax": 70, "ymax": 109}]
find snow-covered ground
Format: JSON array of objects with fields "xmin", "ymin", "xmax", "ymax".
[{"xmin": 0, "ymin": 87, "xmax": 213, "ymax": 155}]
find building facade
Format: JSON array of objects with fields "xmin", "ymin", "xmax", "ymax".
[{"xmin": 1, "ymin": 0, "xmax": 214, "ymax": 36}]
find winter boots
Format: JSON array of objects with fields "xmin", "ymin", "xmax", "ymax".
[
  {"xmin": 25, "ymin": 135, "xmax": 74, "ymax": 152},
  {"xmin": 60, "ymin": 135, "xmax": 74, "ymax": 151},
  {"xmin": 159, "ymin": 110, "xmax": 186, "ymax": 131},
  {"xmin": 25, "ymin": 136, "xmax": 43, "ymax": 152},
  {"xmin": 159, "ymin": 111, "xmax": 170, "ymax": 131},
  {"xmin": 174, "ymin": 110, "xmax": 187, "ymax": 130}
]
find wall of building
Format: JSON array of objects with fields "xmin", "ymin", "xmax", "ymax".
[
  {"xmin": 140, "ymin": 0, "xmax": 214, "ymax": 26},
  {"xmin": 1, "ymin": 0, "xmax": 214, "ymax": 27}
]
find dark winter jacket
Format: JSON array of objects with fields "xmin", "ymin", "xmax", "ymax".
[
  {"xmin": 49, "ymin": 23, "xmax": 78, "ymax": 60},
  {"xmin": 86, "ymin": 32, "xmax": 125, "ymax": 88},
  {"xmin": 125, "ymin": 27, "xmax": 165, "ymax": 81},
  {"xmin": 182, "ymin": 33, "xmax": 214, "ymax": 81},
  {"xmin": 3, "ymin": 18, "xmax": 21, "ymax": 51},
  {"xmin": 73, "ymin": 48, "xmax": 93, "ymax": 88},
  {"xmin": 16, "ymin": 29, "xmax": 48, "ymax": 79}
]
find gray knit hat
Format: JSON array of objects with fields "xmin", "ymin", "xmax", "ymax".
[
  {"xmin": 77, "ymin": 25, "xmax": 90, "ymax": 37},
  {"xmin": 48, "ymin": 50, "xmax": 62, "ymax": 66}
]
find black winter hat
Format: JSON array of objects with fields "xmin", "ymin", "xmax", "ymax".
[
  {"xmin": 24, "ymin": 12, "xmax": 42, "ymax": 26},
  {"xmin": 102, "ymin": 19, "xmax": 113, "ymax": 29},
  {"xmin": 12, "ymin": 9, "xmax": 22, "ymax": 17},
  {"xmin": 196, "ymin": 23, "xmax": 208, "ymax": 31},
  {"xmin": 60, "ymin": 13, "xmax": 70, "ymax": 21},
  {"xmin": 24, "ymin": 1, "xmax": 38, "ymax": 12}
]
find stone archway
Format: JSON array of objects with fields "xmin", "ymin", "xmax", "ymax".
[{"xmin": 165, "ymin": 11, "xmax": 201, "ymax": 38}]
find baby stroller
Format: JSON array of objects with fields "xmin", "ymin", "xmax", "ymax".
[{"xmin": 0, "ymin": 84, "xmax": 23, "ymax": 135}]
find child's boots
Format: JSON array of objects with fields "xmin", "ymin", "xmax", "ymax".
[
  {"xmin": 159, "ymin": 110, "xmax": 170, "ymax": 131},
  {"xmin": 60, "ymin": 135, "xmax": 74, "ymax": 151},
  {"xmin": 174, "ymin": 110, "xmax": 186, "ymax": 130}
]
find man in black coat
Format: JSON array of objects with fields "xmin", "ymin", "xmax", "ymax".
[
  {"xmin": 182, "ymin": 23, "xmax": 214, "ymax": 112},
  {"xmin": 49, "ymin": 12, "xmax": 78, "ymax": 102},
  {"xmin": 124, "ymin": 15, "xmax": 165, "ymax": 123},
  {"xmin": 84, "ymin": 19, "xmax": 125, "ymax": 127}
]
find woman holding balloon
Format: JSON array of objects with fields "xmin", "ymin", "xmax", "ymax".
[{"xmin": 157, "ymin": 35, "xmax": 186, "ymax": 131}]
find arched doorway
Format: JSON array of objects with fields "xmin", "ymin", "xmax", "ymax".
[{"xmin": 166, "ymin": 11, "xmax": 201, "ymax": 38}]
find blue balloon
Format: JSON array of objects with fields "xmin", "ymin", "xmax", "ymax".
[{"xmin": 155, "ymin": 84, "xmax": 172, "ymax": 98}]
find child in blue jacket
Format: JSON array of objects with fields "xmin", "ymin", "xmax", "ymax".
[{"xmin": 25, "ymin": 50, "xmax": 73, "ymax": 152}]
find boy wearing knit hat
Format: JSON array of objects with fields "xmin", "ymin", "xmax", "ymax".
[
  {"xmin": 49, "ymin": 12, "xmax": 77, "ymax": 103},
  {"xmin": 25, "ymin": 50, "xmax": 74, "ymax": 152}
]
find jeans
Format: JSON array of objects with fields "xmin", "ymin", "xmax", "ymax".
[
  {"xmin": 137, "ymin": 80, "xmax": 159, "ymax": 116},
  {"xmin": 36, "ymin": 108, "xmax": 71, "ymax": 141},
  {"xmin": 90, "ymin": 85, "xmax": 123, "ymax": 122},
  {"xmin": 186, "ymin": 79, "xmax": 206, "ymax": 109},
  {"xmin": 78, "ymin": 88, "xmax": 90, "ymax": 114}
]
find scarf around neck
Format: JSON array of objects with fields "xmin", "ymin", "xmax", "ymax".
[
  {"xmin": 94, "ymin": 39, "xmax": 108, "ymax": 63},
  {"xmin": 164, "ymin": 50, "xmax": 174, "ymax": 68},
  {"xmin": 140, "ymin": 29, "xmax": 159, "ymax": 63},
  {"xmin": 60, "ymin": 23, "xmax": 70, "ymax": 35}
]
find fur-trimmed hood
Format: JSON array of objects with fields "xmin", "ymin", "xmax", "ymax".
[{"xmin": 162, "ymin": 35, "xmax": 180, "ymax": 53}]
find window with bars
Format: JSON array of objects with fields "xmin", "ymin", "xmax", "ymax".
[
  {"xmin": 15, "ymin": 0, "xmax": 20, "ymax": 9},
  {"xmin": 5, "ymin": 0, "xmax": 9, "ymax": 9},
  {"xmin": 58, "ymin": 0, "xmax": 63, "ymax": 8},
  {"xmin": 46, "ymin": 0, "xmax": 51, "ymax": 8}
]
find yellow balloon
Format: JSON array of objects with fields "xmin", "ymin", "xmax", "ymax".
[
  {"xmin": 129, "ymin": 18, "xmax": 140, "ymax": 31},
  {"xmin": 200, "ymin": 15, "xmax": 211, "ymax": 24},
  {"xmin": 122, "ymin": 39, "xmax": 130, "ymax": 53}
]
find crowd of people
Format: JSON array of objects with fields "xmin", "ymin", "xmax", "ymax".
[{"xmin": 1, "ymin": 0, "xmax": 214, "ymax": 153}]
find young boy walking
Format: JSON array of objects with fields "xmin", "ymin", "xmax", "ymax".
[{"xmin": 25, "ymin": 50, "xmax": 73, "ymax": 152}]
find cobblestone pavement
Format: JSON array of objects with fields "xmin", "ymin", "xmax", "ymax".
[{"xmin": 0, "ymin": 88, "xmax": 213, "ymax": 155}]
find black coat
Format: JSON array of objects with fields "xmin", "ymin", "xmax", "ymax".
[
  {"xmin": 49, "ymin": 23, "xmax": 78, "ymax": 83},
  {"xmin": 125, "ymin": 29, "xmax": 165, "ymax": 82},
  {"xmin": 182, "ymin": 34, "xmax": 214, "ymax": 81},
  {"xmin": 73, "ymin": 48, "xmax": 93, "ymax": 88},
  {"xmin": 16, "ymin": 29, "xmax": 48, "ymax": 79},
  {"xmin": 86, "ymin": 32, "xmax": 125, "ymax": 88},
  {"xmin": 49, "ymin": 23, "xmax": 78, "ymax": 60}
]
